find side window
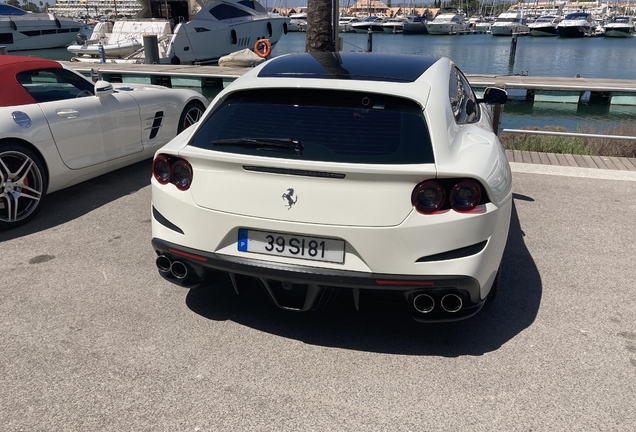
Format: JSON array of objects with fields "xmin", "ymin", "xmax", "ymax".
[
  {"xmin": 448, "ymin": 66, "xmax": 479, "ymax": 124},
  {"xmin": 16, "ymin": 68, "xmax": 94, "ymax": 103}
]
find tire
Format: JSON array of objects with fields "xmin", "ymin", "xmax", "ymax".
[
  {"xmin": 177, "ymin": 101, "xmax": 205, "ymax": 134},
  {"xmin": 486, "ymin": 265, "xmax": 502, "ymax": 303},
  {"xmin": 0, "ymin": 143, "xmax": 47, "ymax": 230}
]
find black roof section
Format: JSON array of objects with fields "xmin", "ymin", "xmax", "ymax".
[{"xmin": 257, "ymin": 53, "xmax": 440, "ymax": 83}]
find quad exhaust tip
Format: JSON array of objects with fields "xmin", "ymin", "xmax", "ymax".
[
  {"xmin": 156, "ymin": 255, "xmax": 172, "ymax": 273},
  {"xmin": 413, "ymin": 294, "xmax": 435, "ymax": 314},
  {"xmin": 441, "ymin": 294, "xmax": 463, "ymax": 313},
  {"xmin": 155, "ymin": 255, "xmax": 188, "ymax": 279}
]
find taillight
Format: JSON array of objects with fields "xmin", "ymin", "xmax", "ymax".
[
  {"xmin": 152, "ymin": 154, "xmax": 193, "ymax": 191},
  {"xmin": 450, "ymin": 180, "xmax": 482, "ymax": 212},
  {"xmin": 412, "ymin": 179, "xmax": 487, "ymax": 215},
  {"xmin": 171, "ymin": 160, "xmax": 192, "ymax": 191},
  {"xmin": 412, "ymin": 181, "xmax": 446, "ymax": 214},
  {"xmin": 152, "ymin": 155, "xmax": 171, "ymax": 185}
]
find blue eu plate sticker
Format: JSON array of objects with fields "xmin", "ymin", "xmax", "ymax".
[{"xmin": 238, "ymin": 229, "xmax": 248, "ymax": 251}]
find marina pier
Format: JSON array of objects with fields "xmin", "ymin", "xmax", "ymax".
[{"xmin": 63, "ymin": 61, "xmax": 636, "ymax": 107}]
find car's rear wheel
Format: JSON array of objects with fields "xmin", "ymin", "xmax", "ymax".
[
  {"xmin": 0, "ymin": 143, "xmax": 47, "ymax": 230},
  {"xmin": 177, "ymin": 101, "xmax": 205, "ymax": 134}
]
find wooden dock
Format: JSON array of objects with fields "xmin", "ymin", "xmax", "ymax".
[
  {"xmin": 60, "ymin": 61, "xmax": 636, "ymax": 172},
  {"xmin": 63, "ymin": 62, "xmax": 636, "ymax": 105}
]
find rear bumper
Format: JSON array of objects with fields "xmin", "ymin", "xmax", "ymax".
[{"xmin": 152, "ymin": 238, "xmax": 486, "ymax": 322}]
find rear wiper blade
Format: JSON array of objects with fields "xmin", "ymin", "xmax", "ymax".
[{"xmin": 212, "ymin": 138, "xmax": 304, "ymax": 153}]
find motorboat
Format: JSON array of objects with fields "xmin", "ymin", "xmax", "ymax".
[
  {"xmin": 557, "ymin": 12, "xmax": 595, "ymax": 37},
  {"xmin": 469, "ymin": 17, "xmax": 493, "ymax": 33},
  {"xmin": 382, "ymin": 16, "xmax": 409, "ymax": 34},
  {"xmin": 0, "ymin": 3, "xmax": 86, "ymax": 51},
  {"xmin": 287, "ymin": 12, "xmax": 307, "ymax": 32},
  {"xmin": 68, "ymin": 20, "xmax": 169, "ymax": 58},
  {"xmin": 338, "ymin": 16, "xmax": 360, "ymax": 33},
  {"xmin": 350, "ymin": 16, "xmax": 386, "ymax": 33},
  {"xmin": 528, "ymin": 15, "xmax": 560, "ymax": 36},
  {"xmin": 402, "ymin": 16, "xmax": 428, "ymax": 34},
  {"xmin": 68, "ymin": 0, "xmax": 290, "ymax": 64},
  {"xmin": 602, "ymin": 16, "xmax": 634, "ymax": 37},
  {"xmin": 425, "ymin": 11, "xmax": 468, "ymax": 35},
  {"xmin": 490, "ymin": 11, "xmax": 529, "ymax": 36}
]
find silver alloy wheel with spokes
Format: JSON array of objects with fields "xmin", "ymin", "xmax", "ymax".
[
  {"xmin": 0, "ymin": 148, "xmax": 45, "ymax": 227},
  {"xmin": 178, "ymin": 101, "xmax": 206, "ymax": 133}
]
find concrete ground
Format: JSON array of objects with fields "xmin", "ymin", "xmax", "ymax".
[{"xmin": 1, "ymin": 159, "xmax": 635, "ymax": 431}]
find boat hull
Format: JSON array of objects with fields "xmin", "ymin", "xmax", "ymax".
[
  {"xmin": 168, "ymin": 16, "xmax": 289, "ymax": 64},
  {"xmin": 557, "ymin": 25, "xmax": 591, "ymax": 37},
  {"xmin": 68, "ymin": 41, "xmax": 142, "ymax": 58},
  {"xmin": 0, "ymin": 15, "xmax": 85, "ymax": 51},
  {"xmin": 351, "ymin": 24, "xmax": 385, "ymax": 33},
  {"xmin": 528, "ymin": 24, "xmax": 558, "ymax": 36},
  {"xmin": 603, "ymin": 26, "xmax": 634, "ymax": 37},
  {"xmin": 425, "ymin": 23, "xmax": 466, "ymax": 35}
]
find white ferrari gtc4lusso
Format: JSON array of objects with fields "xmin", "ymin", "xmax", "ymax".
[
  {"xmin": 0, "ymin": 55, "xmax": 208, "ymax": 230},
  {"xmin": 151, "ymin": 53, "xmax": 512, "ymax": 322}
]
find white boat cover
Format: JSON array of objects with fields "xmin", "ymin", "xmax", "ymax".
[{"xmin": 217, "ymin": 49, "xmax": 266, "ymax": 68}]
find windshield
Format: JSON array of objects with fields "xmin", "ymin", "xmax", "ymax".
[{"xmin": 190, "ymin": 88, "xmax": 435, "ymax": 165}]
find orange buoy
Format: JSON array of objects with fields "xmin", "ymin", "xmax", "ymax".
[{"xmin": 254, "ymin": 39, "xmax": 272, "ymax": 58}]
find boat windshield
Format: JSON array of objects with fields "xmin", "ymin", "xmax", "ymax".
[{"xmin": 564, "ymin": 13, "xmax": 590, "ymax": 20}]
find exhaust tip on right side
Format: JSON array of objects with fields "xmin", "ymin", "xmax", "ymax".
[{"xmin": 440, "ymin": 294, "xmax": 463, "ymax": 313}]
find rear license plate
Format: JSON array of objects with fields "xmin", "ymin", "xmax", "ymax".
[{"xmin": 238, "ymin": 229, "xmax": 345, "ymax": 263}]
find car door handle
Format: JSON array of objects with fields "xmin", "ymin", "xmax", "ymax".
[{"xmin": 56, "ymin": 109, "xmax": 80, "ymax": 119}]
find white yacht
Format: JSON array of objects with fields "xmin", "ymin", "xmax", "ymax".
[
  {"xmin": 557, "ymin": 12, "xmax": 595, "ymax": 37},
  {"xmin": 402, "ymin": 16, "xmax": 428, "ymax": 34},
  {"xmin": 287, "ymin": 12, "xmax": 307, "ymax": 32},
  {"xmin": 338, "ymin": 16, "xmax": 360, "ymax": 33},
  {"xmin": 425, "ymin": 11, "xmax": 468, "ymax": 35},
  {"xmin": 469, "ymin": 17, "xmax": 493, "ymax": 33},
  {"xmin": 350, "ymin": 16, "xmax": 386, "ymax": 33},
  {"xmin": 0, "ymin": 3, "xmax": 86, "ymax": 51},
  {"xmin": 68, "ymin": 19, "xmax": 171, "ymax": 58},
  {"xmin": 602, "ymin": 16, "xmax": 634, "ymax": 37},
  {"xmin": 68, "ymin": 0, "xmax": 290, "ymax": 64},
  {"xmin": 528, "ymin": 15, "xmax": 560, "ymax": 36},
  {"xmin": 490, "ymin": 11, "xmax": 529, "ymax": 36},
  {"xmin": 382, "ymin": 16, "xmax": 409, "ymax": 34}
]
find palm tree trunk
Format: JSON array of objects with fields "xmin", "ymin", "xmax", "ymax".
[{"xmin": 305, "ymin": 0, "xmax": 335, "ymax": 52}]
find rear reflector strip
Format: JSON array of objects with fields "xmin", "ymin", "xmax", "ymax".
[
  {"xmin": 375, "ymin": 280, "xmax": 434, "ymax": 286},
  {"xmin": 168, "ymin": 248, "xmax": 208, "ymax": 262}
]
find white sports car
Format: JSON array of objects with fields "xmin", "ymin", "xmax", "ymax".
[
  {"xmin": 0, "ymin": 55, "xmax": 208, "ymax": 229},
  {"xmin": 151, "ymin": 53, "xmax": 512, "ymax": 322}
]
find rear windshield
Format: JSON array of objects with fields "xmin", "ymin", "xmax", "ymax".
[{"xmin": 189, "ymin": 88, "xmax": 435, "ymax": 164}]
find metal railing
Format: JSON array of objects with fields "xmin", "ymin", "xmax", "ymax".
[{"xmin": 500, "ymin": 129, "xmax": 636, "ymax": 141}]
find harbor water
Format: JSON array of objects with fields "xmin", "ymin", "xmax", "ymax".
[{"xmin": 11, "ymin": 31, "xmax": 636, "ymax": 132}]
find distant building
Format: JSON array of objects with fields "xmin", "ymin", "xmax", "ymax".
[{"xmin": 48, "ymin": 0, "xmax": 143, "ymax": 18}]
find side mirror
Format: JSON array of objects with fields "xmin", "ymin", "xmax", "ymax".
[
  {"xmin": 477, "ymin": 87, "xmax": 507, "ymax": 105},
  {"xmin": 94, "ymin": 80, "xmax": 114, "ymax": 98}
]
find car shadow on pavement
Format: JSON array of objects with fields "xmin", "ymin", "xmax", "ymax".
[
  {"xmin": 186, "ymin": 194, "xmax": 542, "ymax": 356},
  {"xmin": 0, "ymin": 160, "xmax": 152, "ymax": 242}
]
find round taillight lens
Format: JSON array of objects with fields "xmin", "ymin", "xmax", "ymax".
[
  {"xmin": 450, "ymin": 180, "xmax": 482, "ymax": 212},
  {"xmin": 171, "ymin": 160, "xmax": 193, "ymax": 191},
  {"xmin": 152, "ymin": 155, "xmax": 171, "ymax": 185},
  {"xmin": 412, "ymin": 181, "xmax": 446, "ymax": 214}
]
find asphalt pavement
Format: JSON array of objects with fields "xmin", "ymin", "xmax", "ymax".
[{"xmin": 1, "ymin": 160, "xmax": 635, "ymax": 431}]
